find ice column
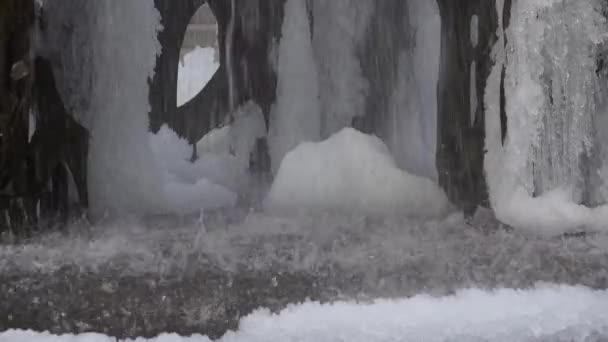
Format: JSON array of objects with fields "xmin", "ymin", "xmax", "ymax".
[{"xmin": 268, "ymin": 0, "xmax": 321, "ymax": 173}]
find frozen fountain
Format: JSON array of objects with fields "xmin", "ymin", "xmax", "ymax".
[{"xmin": 2, "ymin": 0, "xmax": 608, "ymax": 340}]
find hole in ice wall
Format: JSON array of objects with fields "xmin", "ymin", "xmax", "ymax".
[{"xmin": 177, "ymin": 3, "xmax": 220, "ymax": 107}]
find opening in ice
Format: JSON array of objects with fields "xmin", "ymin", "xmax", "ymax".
[{"xmin": 177, "ymin": 3, "xmax": 219, "ymax": 107}]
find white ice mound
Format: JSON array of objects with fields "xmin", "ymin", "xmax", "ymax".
[{"xmin": 265, "ymin": 128, "xmax": 448, "ymax": 216}]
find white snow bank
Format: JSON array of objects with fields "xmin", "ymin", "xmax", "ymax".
[
  {"xmin": 177, "ymin": 46, "xmax": 219, "ymax": 107},
  {"xmin": 265, "ymin": 128, "xmax": 448, "ymax": 216},
  {"xmin": 4, "ymin": 285, "xmax": 608, "ymax": 341}
]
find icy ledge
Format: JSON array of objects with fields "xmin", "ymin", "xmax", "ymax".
[{"xmin": 3, "ymin": 285, "xmax": 608, "ymax": 342}]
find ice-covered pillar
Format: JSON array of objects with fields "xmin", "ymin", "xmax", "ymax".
[{"xmin": 436, "ymin": 0, "xmax": 499, "ymax": 214}]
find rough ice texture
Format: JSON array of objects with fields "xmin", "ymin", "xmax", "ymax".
[
  {"xmin": 3, "ymin": 285, "xmax": 608, "ymax": 341},
  {"xmin": 177, "ymin": 47, "xmax": 219, "ymax": 107},
  {"xmin": 311, "ymin": 0, "xmax": 373, "ymax": 138},
  {"xmin": 484, "ymin": 0, "xmax": 608, "ymax": 235},
  {"xmin": 268, "ymin": 0, "xmax": 321, "ymax": 173},
  {"xmin": 385, "ymin": 0, "xmax": 440, "ymax": 180},
  {"xmin": 265, "ymin": 128, "xmax": 448, "ymax": 216}
]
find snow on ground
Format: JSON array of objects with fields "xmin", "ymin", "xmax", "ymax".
[
  {"xmin": 177, "ymin": 46, "xmax": 219, "ymax": 107},
  {"xmin": 265, "ymin": 128, "xmax": 448, "ymax": 216},
  {"xmin": 3, "ymin": 285, "xmax": 608, "ymax": 341}
]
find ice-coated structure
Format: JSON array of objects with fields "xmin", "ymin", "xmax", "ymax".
[{"xmin": 485, "ymin": 0, "xmax": 608, "ymax": 234}]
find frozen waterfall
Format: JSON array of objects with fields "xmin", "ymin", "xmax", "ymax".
[{"xmin": 485, "ymin": 0, "xmax": 608, "ymax": 234}]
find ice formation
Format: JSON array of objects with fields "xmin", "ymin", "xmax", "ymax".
[
  {"xmin": 384, "ymin": 0, "xmax": 441, "ymax": 180},
  {"xmin": 148, "ymin": 101, "xmax": 267, "ymax": 213},
  {"xmin": 176, "ymin": 47, "xmax": 219, "ymax": 107},
  {"xmin": 265, "ymin": 128, "xmax": 448, "ymax": 216},
  {"xmin": 36, "ymin": 1, "xmax": 168, "ymax": 217},
  {"xmin": 268, "ymin": 0, "xmax": 321, "ymax": 173},
  {"xmin": 311, "ymin": 0, "xmax": 373, "ymax": 138},
  {"xmin": 148, "ymin": 126, "xmax": 237, "ymax": 214},
  {"xmin": 484, "ymin": 0, "xmax": 608, "ymax": 234},
  {"xmin": 83, "ymin": 1, "xmax": 166, "ymax": 217},
  {"xmin": 3, "ymin": 285, "xmax": 608, "ymax": 341}
]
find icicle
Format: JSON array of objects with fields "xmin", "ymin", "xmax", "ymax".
[{"xmin": 226, "ymin": 0, "xmax": 237, "ymax": 113}]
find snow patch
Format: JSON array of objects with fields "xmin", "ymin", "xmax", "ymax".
[
  {"xmin": 3, "ymin": 285, "xmax": 608, "ymax": 341},
  {"xmin": 265, "ymin": 128, "xmax": 448, "ymax": 216}
]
